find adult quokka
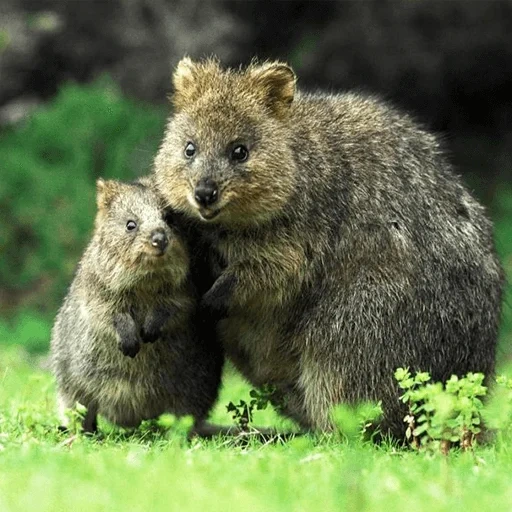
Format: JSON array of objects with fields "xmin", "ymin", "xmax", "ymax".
[{"xmin": 154, "ymin": 58, "xmax": 504, "ymax": 439}]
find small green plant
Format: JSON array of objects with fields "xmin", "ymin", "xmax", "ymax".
[
  {"xmin": 156, "ymin": 413, "xmax": 194, "ymax": 436},
  {"xmin": 395, "ymin": 368, "xmax": 487, "ymax": 453},
  {"xmin": 137, "ymin": 413, "xmax": 194, "ymax": 441},
  {"xmin": 483, "ymin": 374, "xmax": 512, "ymax": 442},
  {"xmin": 226, "ymin": 385, "xmax": 276, "ymax": 430},
  {"xmin": 330, "ymin": 401, "xmax": 383, "ymax": 443},
  {"xmin": 62, "ymin": 402, "xmax": 88, "ymax": 435}
]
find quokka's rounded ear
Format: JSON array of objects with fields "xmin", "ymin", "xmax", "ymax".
[
  {"xmin": 248, "ymin": 62, "xmax": 297, "ymax": 118},
  {"xmin": 172, "ymin": 57, "xmax": 196, "ymax": 94},
  {"xmin": 96, "ymin": 178, "xmax": 122, "ymax": 211},
  {"xmin": 171, "ymin": 57, "xmax": 202, "ymax": 111}
]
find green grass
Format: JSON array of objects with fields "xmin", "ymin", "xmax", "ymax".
[{"xmin": 2, "ymin": 347, "xmax": 512, "ymax": 512}]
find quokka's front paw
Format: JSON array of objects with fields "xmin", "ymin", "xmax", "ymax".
[
  {"xmin": 201, "ymin": 272, "xmax": 237, "ymax": 317},
  {"xmin": 113, "ymin": 312, "xmax": 142, "ymax": 357},
  {"xmin": 140, "ymin": 305, "xmax": 174, "ymax": 343}
]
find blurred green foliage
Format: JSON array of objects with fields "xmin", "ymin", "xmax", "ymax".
[
  {"xmin": 492, "ymin": 189, "xmax": 512, "ymax": 360},
  {"xmin": 0, "ymin": 312, "xmax": 50, "ymax": 353},
  {"xmin": 0, "ymin": 79, "xmax": 166, "ymax": 323}
]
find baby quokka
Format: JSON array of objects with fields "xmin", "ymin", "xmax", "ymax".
[{"xmin": 50, "ymin": 178, "xmax": 223, "ymax": 432}]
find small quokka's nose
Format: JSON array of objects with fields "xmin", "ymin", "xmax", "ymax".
[
  {"xmin": 194, "ymin": 178, "xmax": 219, "ymax": 207},
  {"xmin": 150, "ymin": 230, "xmax": 168, "ymax": 253}
]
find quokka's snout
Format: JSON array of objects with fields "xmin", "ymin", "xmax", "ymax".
[
  {"xmin": 148, "ymin": 228, "xmax": 169, "ymax": 255},
  {"xmin": 194, "ymin": 178, "xmax": 219, "ymax": 208}
]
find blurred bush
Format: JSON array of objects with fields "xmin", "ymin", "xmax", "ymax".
[
  {"xmin": 493, "ymin": 189, "xmax": 512, "ymax": 361},
  {"xmin": 0, "ymin": 311, "xmax": 50, "ymax": 353},
  {"xmin": 0, "ymin": 79, "xmax": 166, "ymax": 321}
]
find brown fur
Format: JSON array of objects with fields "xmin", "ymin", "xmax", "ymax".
[{"xmin": 154, "ymin": 58, "xmax": 503, "ymax": 438}]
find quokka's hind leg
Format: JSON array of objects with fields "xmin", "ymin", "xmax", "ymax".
[
  {"xmin": 298, "ymin": 357, "xmax": 344, "ymax": 432},
  {"xmin": 57, "ymin": 391, "xmax": 72, "ymax": 431},
  {"xmin": 57, "ymin": 392, "xmax": 98, "ymax": 434},
  {"xmin": 82, "ymin": 402, "xmax": 99, "ymax": 434}
]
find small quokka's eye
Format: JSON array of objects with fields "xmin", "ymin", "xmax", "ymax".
[
  {"xmin": 230, "ymin": 145, "xmax": 249, "ymax": 162},
  {"xmin": 126, "ymin": 220, "xmax": 137, "ymax": 232},
  {"xmin": 184, "ymin": 142, "xmax": 196, "ymax": 158}
]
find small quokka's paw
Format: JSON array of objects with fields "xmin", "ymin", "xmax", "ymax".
[
  {"xmin": 118, "ymin": 338, "xmax": 141, "ymax": 358},
  {"xmin": 201, "ymin": 272, "xmax": 237, "ymax": 317},
  {"xmin": 140, "ymin": 305, "xmax": 174, "ymax": 343}
]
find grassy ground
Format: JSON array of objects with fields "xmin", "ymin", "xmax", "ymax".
[{"xmin": 2, "ymin": 347, "xmax": 512, "ymax": 512}]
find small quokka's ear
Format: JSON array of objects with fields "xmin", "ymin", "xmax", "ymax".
[
  {"xmin": 173, "ymin": 57, "xmax": 196, "ymax": 94},
  {"xmin": 248, "ymin": 62, "xmax": 296, "ymax": 117},
  {"xmin": 171, "ymin": 57, "xmax": 200, "ymax": 111},
  {"xmin": 96, "ymin": 178, "xmax": 121, "ymax": 211}
]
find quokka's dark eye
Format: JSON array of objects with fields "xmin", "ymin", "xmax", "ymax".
[
  {"xmin": 230, "ymin": 145, "xmax": 249, "ymax": 162},
  {"xmin": 126, "ymin": 220, "xmax": 137, "ymax": 232},
  {"xmin": 163, "ymin": 210, "xmax": 175, "ymax": 227},
  {"xmin": 184, "ymin": 142, "xmax": 196, "ymax": 158}
]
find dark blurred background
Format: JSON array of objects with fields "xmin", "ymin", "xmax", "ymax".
[{"xmin": 1, "ymin": 0, "xmax": 512, "ymax": 357}]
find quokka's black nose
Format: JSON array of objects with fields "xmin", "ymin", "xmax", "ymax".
[
  {"xmin": 194, "ymin": 178, "xmax": 219, "ymax": 207},
  {"xmin": 150, "ymin": 230, "xmax": 168, "ymax": 252}
]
